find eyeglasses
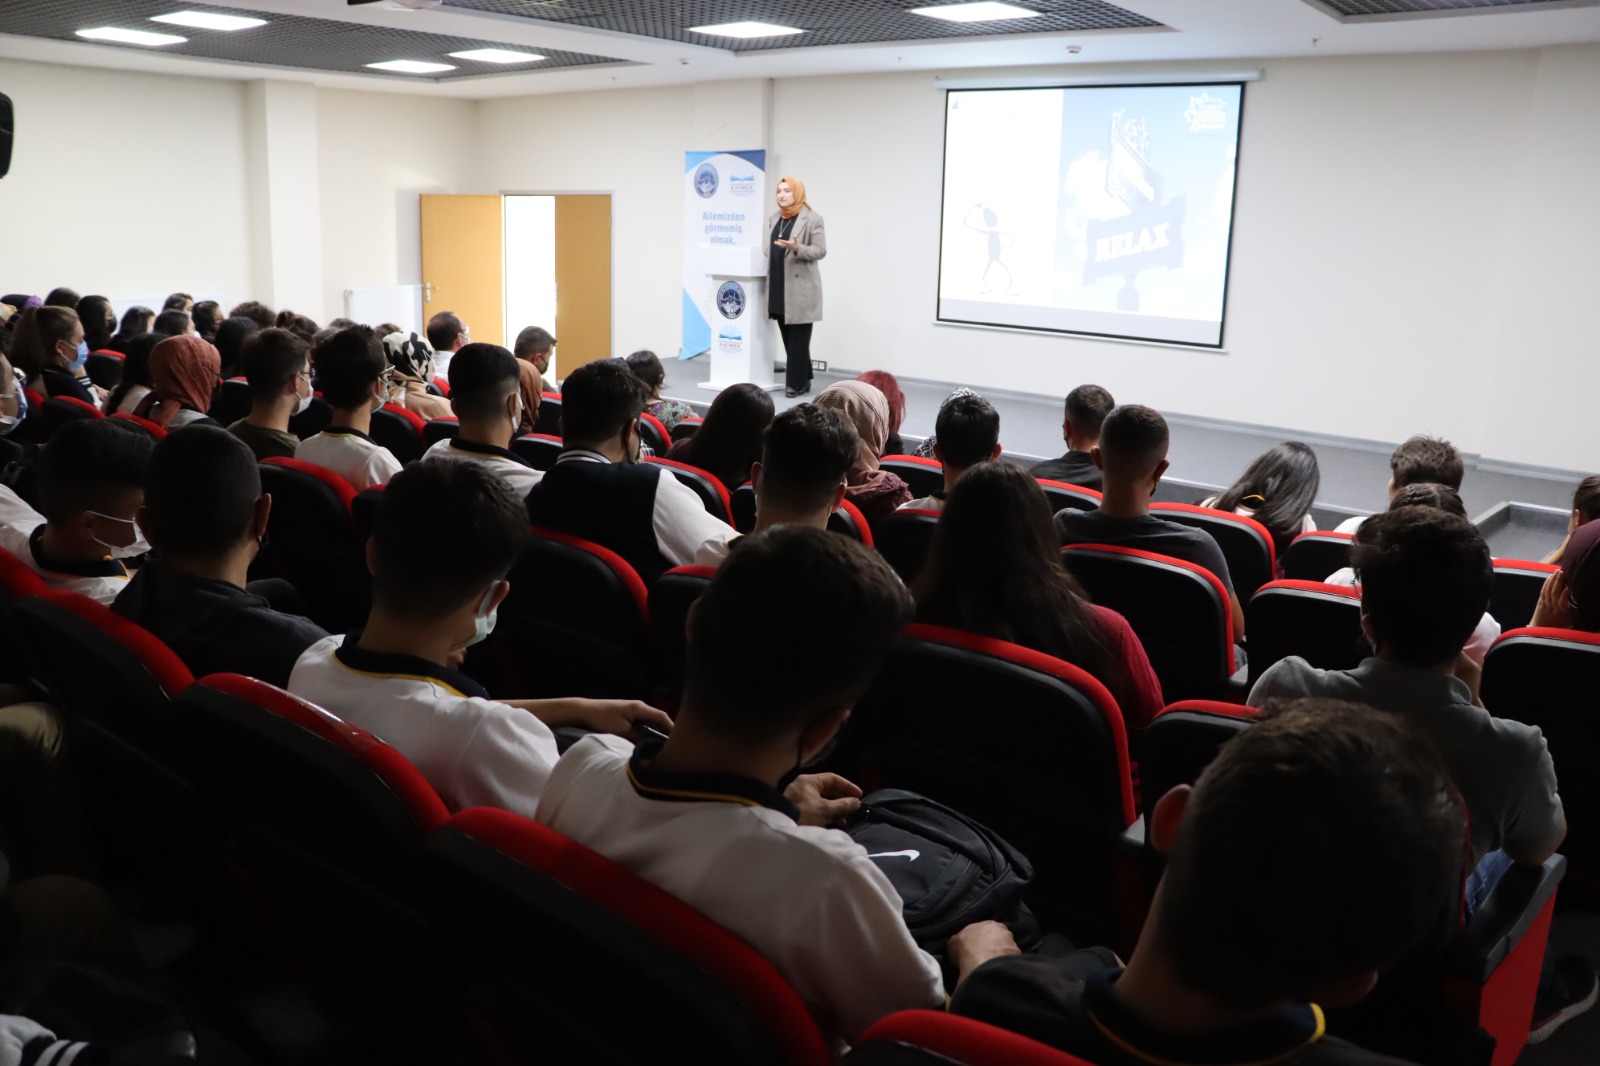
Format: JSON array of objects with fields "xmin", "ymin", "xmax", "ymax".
[{"xmin": 379, "ymin": 367, "xmax": 396, "ymax": 385}]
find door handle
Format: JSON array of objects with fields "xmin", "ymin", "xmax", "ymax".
[{"xmin": 422, "ymin": 282, "xmax": 434, "ymax": 304}]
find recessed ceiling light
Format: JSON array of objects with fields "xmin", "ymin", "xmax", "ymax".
[
  {"xmin": 365, "ymin": 59, "xmax": 457, "ymax": 74},
  {"xmin": 150, "ymin": 10, "xmax": 267, "ymax": 31},
  {"xmin": 686, "ymin": 21, "xmax": 804, "ymax": 39},
  {"xmin": 909, "ymin": 2, "xmax": 1041, "ymax": 22},
  {"xmin": 75, "ymin": 26, "xmax": 187, "ymax": 46},
  {"xmin": 447, "ymin": 48, "xmax": 546, "ymax": 64}
]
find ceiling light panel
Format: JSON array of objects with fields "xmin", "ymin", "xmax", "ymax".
[
  {"xmin": 448, "ymin": 47, "xmax": 547, "ymax": 62},
  {"xmin": 76, "ymin": 25, "xmax": 186, "ymax": 45},
  {"xmin": 910, "ymin": 2, "xmax": 1042, "ymax": 21},
  {"xmin": 366, "ymin": 59, "xmax": 457, "ymax": 73},
  {"xmin": 149, "ymin": 10, "xmax": 266, "ymax": 30},
  {"xmin": 686, "ymin": 21, "xmax": 805, "ymax": 39}
]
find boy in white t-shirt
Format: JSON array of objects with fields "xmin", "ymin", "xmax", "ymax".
[
  {"xmin": 421, "ymin": 343, "xmax": 541, "ymax": 496},
  {"xmin": 294, "ymin": 327, "xmax": 403, "ymax": 491},
  {"xmin": 289, "ymin": 458, "xmax": 671, "ymax": 818},
  {"xmin": 538, "ymin": 526, "xmax": 1019, "ymax": 1048}
]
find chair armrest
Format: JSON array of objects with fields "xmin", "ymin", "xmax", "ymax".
[{"xmin": 1447, "ymin": 854, "xmax": 1565, "ymax": 981}]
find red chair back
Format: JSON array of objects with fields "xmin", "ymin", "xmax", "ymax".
[
  {"xmin": 1244, "ymin": 580, "xmax": 1365, "ymax": 684},
  {"xmin": 1138, "ymin": 700, "xmax": 1258, "ymax": 815},
  {"xmin": 422, "ymin": 416, "xmax": 459, "ymax": 447},
  {"xmin": 1150, "ymin": 502, "xmax": 1275, "ymax": 595},
  {"xmin": 86, "ymin": 351, "xmax": 124, "ymax": 390},
  {"xmin": 1489, "ymin": 558, "xmax": 1559, "ymax": 632},
  {"xmin": 830, "ymin": 498, "xmax": 876, "ymax": 547},
  {"xmin": 670, "ymin": 416, "xmax": 703, "ymax": 443},
  {"xmin": 0, "ymin": 546, "xmax": 47, "ymax": 687},
  {"xmin": 532, "ymin": 391, "xmax": 562, "ymax": 437},
  {"xmin": 638, "ymin": 411, "xmax": 671, "ymax": 455},
  {"xmin": 207, "ymin": 377, "xmax": 252, "ymax": 425},
  {"xmin": 256, "ymin": 457, "xmax": 367, "ymax": 632},
  {"xmin": 1281, "ymin": 529, "xmax": 1354, "ymax": 581},
  {"xmin": 647, "ymin": 564, "xmax": 716, "ymax": 700},
  {"xmin": 852, "ymin": 1010, "xmax": 1098, "ymax": 1065},
  {"xmin": 109, "ymin": 412, "xmax": 167, "ymax": 439},
  {"xmin": 1037, "ymin": 479, "xmax": 1101, "ymax": 514},
  {"xmin": 510, "ymin": 433, "xmax": 563, "ymax": 471},
  {"xmin": 879, "ymin": 454, "xmax": 944, "ymax": 500},
  {"xmin": 369, "ymin": 403, "xmax": 427, "ymax": 463},
  {"xmin": 40, "ymin": 395, "xmax": 105, "ymax": 437}
]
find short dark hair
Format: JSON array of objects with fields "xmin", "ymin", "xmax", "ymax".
[
  {"xmin": 37, "ymin": 420, "xmax": 154, "ymax": 522},
  {"xmin": 685, "ymin": 525, "xmax": 912, "ymax": 742},
  {"xmin": 447, "ymin": 343, "xmax": 519, "ymax": 420},
  {"xmin": 1390, "ymin": 435, "xmax": 1463, "ymax": 492},
  {"xmin": 229, "ymin": 301, "xmax": 275, "ymax": 331},
  {"xmin": 625, "ymin": 349, "xmax": 664, "ymax": 391},
  {"xmin": 1388, "ymin": 482, "xmax": 1466, "ymax": 518},
  {"xmin": 191, "ymin": 301, "xmax": 222, "ymax": 339},
  {"xmin": 514, "ymin": 326, "xmax": 555, "ymax": 360},
  {"xmin": 759, "ymin": 404, "xmax": 858, "ymax": 514},
  {"xmin": 162, "ymin": 292, "xmax": 193, "ymax": 312},
  {"xmin": 560, "ymin": 358, "xmax": 648, "ymax": 444},
  {"xmin": 314, "ymin": 327, "xmax": 386, "ymax": 410},
  {"xmin": 45, "ymin": 287, "xmax": 81, "ymax": 309},
  {"xmin": 426, "ymin": 311, "xmax": 464, "ymax": 353},
  {"xmin": 1064, "ymin": 384, "xmax": 1114, "ymax": 437},
  {"xmin": 371, "ymin": 460, "xmax": 530, "ymax": 618},
  {"xmin": 141, "ymin": 426, "xmax": 262, "ymax": 559},
  {"xmin": 1353, "ymin": 508, "xmax": 1491, "ymax": 667},
  {"xmin": 1097, "ymin": 404, "xmax": 1168, "ymax": 476},
  {"xmin": 1572, "ymin": 475, "xmax": 1600, "ymax": 523},
  {"xmin": 240, "ymin": 328, "xmax": 308, "ymax": 402},
  {"xmin": 934, "ymin": 393, "xmax": 1000, "ymax": 469},
  {"xmin": 1156, "ymin": 698, "xmax": 1462, "ymax": 1010},
  {"xmin": 152, "ymin": 309, "xmax": 192, "ymax": 338}
]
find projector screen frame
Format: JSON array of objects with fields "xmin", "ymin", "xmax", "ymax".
[{"xmin": 935, "ymin": 78, "xmax": 1249, "ymax": 350}]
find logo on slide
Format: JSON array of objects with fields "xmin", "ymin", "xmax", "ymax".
[
  {"xmin": 729, "ymin": 170, "xmax": 757, "ymax": 197},
  {"xmin": 1185, "ymin": 92, "xmax": 1229, "ymax": 134},
  {"xmin": 867, "ymin": 850, "xmax": 921, "ymax": 862},
  {"xmin": 716, "ymin": 281, "xmax": 746, "ymax": 319},
  {"xmin": 694, "ymin": 163, "xmax": 720, "ymax": 198}
]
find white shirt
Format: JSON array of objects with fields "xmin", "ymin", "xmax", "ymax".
[
  {"xmin": 0, "ymin": 520, "xmax": 131, "ymax": 605},
  {"xmin": 537, "ymin": 735, "xmax": 946, "ymax": 1049},
  {"xmin": 691, "ymin": 534, "xmax": 740, "ymax": 569},
  {"xmin": 296, "ymin": 428, "xmax": 403, "ymax": 492},
  {"xmin": 113, "ymin": 384, "xmax": 151, "ymax": 415},
  {"xmin": 289, "ymin": 634, "xmax": 561, "ymax": 819},
  {"xmin": 1333, "ymin": 514, "xmax": 1366, "ymax": 535},
  {"xmin": 1198, "ymin": 495, "xmax": 1316, "ymax": 535},
  {"xmin": 170, "ymin": 408, "xmax": 211, "ymax": 428},
  {"xmin": 897, "ymin": 497, "xmax": 945, "ymax": 513},
  {"xmin": 0, "ymin": 485, "xmax": 42, "ymax": 534},
  {"xmin": 1322, "ymin": 567, "xmax": 1502, "ymax": 666},
  {"xmin": 554, "ymin": 450, "xmax": 740, "ymax": 567},
  {"xmin": 422, "ymin": 437, "xmax": 542, "ymax": 496}
]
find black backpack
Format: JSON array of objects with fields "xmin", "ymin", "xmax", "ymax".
[{"xmin": 846, "ymin": 789, "xmax": 1041, "ymax": 962}]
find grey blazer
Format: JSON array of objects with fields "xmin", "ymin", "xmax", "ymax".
[{"xmin": 768, "ymin": 206, "xmax": 826, "ymax": 324}]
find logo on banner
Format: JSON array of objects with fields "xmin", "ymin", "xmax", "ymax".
[
  {"xmin": 1185, "ymin": 92, "xmax": 1229, "ymax": 134},
  {"xmin": 729, "ymin": 170, "xmax": 757, "ymax": 197},
  {"xmin": 694, "ymin": 163, "xmax": 719, "ymax": 199},
  {"xmin": 716, "ymin": 281, "xmax": 746, "ymax": 320},
  {"xmin": 716, "ymin": 325, "xmax": 743, "ymax": 353}
]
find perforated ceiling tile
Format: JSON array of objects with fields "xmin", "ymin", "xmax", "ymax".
[
  {"xmin": 4, "ymin": 0, "xmax": 628, "ymax": 79},
  {"xmin": 443, "ymin": 0, "xmax": 1162, "ymax": 50},
  {"xmin": 1317, "ymin": 0, "xmax": 1575, "ymax": 14}
]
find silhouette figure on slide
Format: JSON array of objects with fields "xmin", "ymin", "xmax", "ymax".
[{"xmin": 964, "ymin": 203, "xmax": 1017, "ymax": 295}]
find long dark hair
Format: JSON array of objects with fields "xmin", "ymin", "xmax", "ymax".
[
  {"xmin": 914, "ymin": 462, "xmax": 1114, "ymax": 680},
  {"xmin": 672, "ymin": 382, "xmax": 774, "ymax": 490},
  {"xmin": 77, "ymin": 295, "xmax": 116, "ymax": 351},
  {"xmin": 1212, "ymin": 442, "xmax": 1321, "ymax": 554},
  {"xmin": 109, "ymin": 306, "xmax": 155, "ymax": 352},
  {"xmin": 105, "ymin": 333, "xmax": 161, "ymax": 414}
]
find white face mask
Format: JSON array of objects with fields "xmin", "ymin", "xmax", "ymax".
[
  {"xmin": 294, "ymin": 390, "xmax": 314, "ymax": 416},
  {"xmin": 461, "ymin": 582, "xmax": 504, "ymax": 648},
  {"xmin": 86, "ymin": 512, "xmax": 150, "ymax": 559}
]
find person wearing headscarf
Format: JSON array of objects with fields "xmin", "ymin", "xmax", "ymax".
[
  {"xmin": 768, "ymin": 176, "xmax": 826, "ymax": 398},
  {"xmin": 135, "ymin": 335, "xmax": 222, "ymax": 429},
  {"xmin": 515, "ymin": 357, "xmax": 544, "ymax": 438},
  {"xmin": 815, "ymin": 379, "xmax": 911, "ymax": 529},
  {"xmin": 382, "ymin": 331, "xmax": 452, "ymax": 422},
  {"xmin": 1533, "ymin": 518, "xmax": 1600, "ymax": 633}
]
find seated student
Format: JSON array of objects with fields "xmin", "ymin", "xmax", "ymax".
[
  {"xmin": 421, "ymin": 343, "xmax": 541, "ymax": 496},
  {"xmin": 9, "ymin": 306, "xmax": 96, "ymax": 405},
  {"xmin": 294, "ymin": 328, "xmax": 403, "ymax": 491},
  {"xmin": 513, "ymin": 325, "xmax": 556, "ymax": 389},
  {"xmin": 107, "ymin": 306, "xmax": 155, "ymax": 355},
  {"xmin": 191, "ymin": 300, "xmax": 222, "ymax": 344},
  {"xmin": 539, "ymin": 526, "xmax": 1014, "ymax": 1048},
  {"xmin": 856, "ymin": 370, "xmax": 908, "ymax": 455},
  {"xmin": 1333, "ymin": 435, "xmax": 1463, "ymax": 535},
  {"xmin": 213, "ymin": 316, "xmax": 260, "ymax": 381},
  {"xmin": 382, "ymin": 331, "xmax": 452, "ymax": 423},
  {"xmin": 76, "ymin": 295, "xmax": 116, "ymax": 354},
  {"xmin": 228, "ymin": 301, "xmax": 275, "ymax": 331},
  {"xmin": 511, "ymin": 327, "xmax": 555, "ymax": 435},
  {"xmin": 290, "ymin": 459, "xmax": 671, "ymax": 818},
  {"xmin": 665, "ymin": 382, "xmax": 774, "ymax": 491},
  {"xmin": 952, "ymin": 699, "xmax": 1465, "ymax": 1065},
  {"xmin": 692, "ymin": 403, "xmax": 858, "ymax": 567},
  {"xmin": 426, "ymin": 310, "xmax": 470, "ymax": 379},
  {"xmin": 917, "ymin": 462, "xmax": 1164, "ymax": 734},
  {"xmin": 898, "ymin": 392, "xmax": 1001, "ymax": 512},
  {"xmin": 815, "ymin": 380, "xmax": 913, "ymax": 527},
  {"xmin": 1201, "ymin": 441, "xmax": 1320, "ymax": 555},
  {"xmin": 1532, "ymin": 516, "xmax": 1600, "ymax": 634},
  {"xmin": 162, "ymin": 292, "xmax": 194, "ymax": 314},
  {"xmin": 1055, "ymin": 405, "xmax": 1245, "ymax": 639},
  {"xmin": 527, "ymin": 359, "xmax": 738, "ymax": 583},
  {"xmin": 151, "ymin": 309, "xmax": 193, "ymax": 339},
  {"xmin": 227, "ymin": 328, "xmax": 311, "ymax": 461},
  {"xmin": 627, "ymin": 349, "xmax": 693, "ymax": 431},
  {"xmin": 102, "ymin": 333, "xmax": 159, "ymax": 416},
  {"xmin": 1031, "ymin": 384, "xmax": 1114, "ymax": 489},
  {"xmin": 134, "ymin": 336, "xmax": 222, "ymax": 430},
  {"xmin": 1543, "ymin": 474, "xmax": 1600, "ymax": 565},
  {"xmin": 113, "ymin": 426, "xmax": 328, "ymax": 688},
  {"xmin": 1326, "ymin": 484, "xmax": 1500, "ymax": 666},
  {"xmin": 0, "ymin": 421, "xmax": 152, "ymax": 605}
]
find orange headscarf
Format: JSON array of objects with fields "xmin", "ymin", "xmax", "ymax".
[
  {"xmin": 777, "ymin": 176, "xmax": 809, "ymax": 220},
  {"xmin": 137, "ymin": 335, "xmax": 220, "ymax": 428}
]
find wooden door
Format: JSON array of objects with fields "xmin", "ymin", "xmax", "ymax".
[
  {"xmin": 553, "ymin": 194, "xmax": 612, "ymax": 372},
  {"xmin": 420, "ymin": 194, "xmax": 505, "ymax": 347}
]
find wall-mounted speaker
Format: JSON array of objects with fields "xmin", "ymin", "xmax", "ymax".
[{"xmin": 0, "ymin": 94, "xmax": 12, "ymax": 179}]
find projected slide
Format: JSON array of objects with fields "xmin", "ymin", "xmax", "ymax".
[{"xmin": 938, "ymin": 83, "xmax": 1243, "ymax": 347}]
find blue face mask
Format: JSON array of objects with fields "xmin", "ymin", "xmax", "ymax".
[
  {"xmin": 69, "ymin": 341, "xmax": 89, "ymax": 372},
  {"xmin": 461, "ymin": 582, "xmax": 503, "ymax": 648}
]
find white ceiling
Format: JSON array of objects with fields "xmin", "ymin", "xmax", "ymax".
[{"xmin": 2, "ymin": 0, "xmax": 1598, "ymax": 98}]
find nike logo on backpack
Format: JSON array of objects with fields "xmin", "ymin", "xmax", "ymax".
[{"xmin": 868, "ymin": 850, "xmax": 920, "ymax": 861}]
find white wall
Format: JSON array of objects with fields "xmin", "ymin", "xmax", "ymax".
[{"xmin": 0, "ymin": 59, "xmax": 254, "ymax": 308}]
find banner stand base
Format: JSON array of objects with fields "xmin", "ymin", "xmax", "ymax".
[{"xmin": 698, "ymin": 379, "xmax": 785, "ymax": 394}]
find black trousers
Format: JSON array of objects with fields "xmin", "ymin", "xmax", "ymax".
[{"xmin": 775, "ymin": 317, "xmax": 813, "ymax": 390}]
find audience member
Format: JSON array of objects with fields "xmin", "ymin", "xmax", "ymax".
[
  {"xmin": 1532, "ymin": 517, "xmax": 1600, "ymax": 633},
  {"xmin": 508, "ymin": 327, "xmax": 550, "ymax": 437},
  {"xmin": 290, "ymin": 459, "xmax": 670, "ymax": 817},
  {"xmin": 627, "ymin": 350, "xmax": 693, "ymax": 431},
  {"xmin": 113, "ymin": 426, "xmax": 328, "ymax": 688},
  {"xmin": 693, "ymin": 403, "xmax": 858, "ymax": 567},
  {"xmin": 295, "ymin": 328, "xmax": 402, "ymax": 491},
  {"xmin": 274, "ymin": 309, "xmax": 319, "ymax": 345},
  {"xmin": 1201, "ymin": 441, "xmax": 1320, "ymax": 554},
  {"xmin": 514, "ymin": 325, "xmax": 556, "ymax": 385},
  {"xmin": 382, "ymin": 331, "xmax": 452, "ymax": 422},
  {"xmin": 9, "ymin": 307, "xmax": 96, "ymax": 404},
  {"xmin": 326, "ymin": 317, "xmax": 359, "ymax": 332},
  {"xmin": 191, "ymin": 300, "xmax": 222, "ymax": 343},
  {"xmin": 44, "ymin": 287, "xmax": 80, "ymax": 310},
  {"xmin": 1543, "ymin": 474, "xmax": 1600, "ymax": 564},
  {"xmin": 857, "ymin": 370, "xmax": 908, "ymax": 455},
  {"xmin": 422, "ymin": 343, "xmax": 541, "ymax": 495},
  {"xmin": 1333, "ymin": 435, "xmax": 1463, "ymax": 534},
  {"xmin": 227, "ymin": 328, "xmax": 311, "ymax": 461},
  {"xmin": 0, "ymin": 420, "xmax": 152, "ymax": 604},
  {"xmin": 151, "ymin": 309, "xmax": 193, "ymax": 339},
  {"xmin": 1055, "ymin": 405, "xmax": 1244, "ymax": 638},
  {"xmin": 899, "ymin": 392, "xmax": 1000, "ymax": 512},
  {"xmin": 162, "ymin": 292, "xmax": 193, "ymax": 314},
  {"xmin": 665, "ymin": 382, "xmax": 774, "ymax": 492},
  {"xmin": 1032, "ymin": 385, "xmax": 1114, "ymax": 489},
  {"xmin": 913, "ymin": 385, "xmax": 976, "ymax": 459},
  {"xmin": 815, "ymin": 379, "xmax": 913, "ymax": 527},
  {"xmin": 953, "ymin": 699, "xmax": 1463, "ymax": 1065},
  {"xmin": 228, "ymin": 301, "xmax": 274, "ymax": 331},
  {"xmin": 526, "ymin": 358, "xmax": 737, "ymax": 583},
  {"xmin": 133, "ymin": 336, "xmax": 221, "ymax": 429},
  {"xmin": 103, "ymin": 333, "xmax": 160, "ymax": 416},
  {"xmin": 212, "ymin": 316, "xmax": 261, "ymax": 380},
  {"xmin": 75, "ymin": 296, "xmax": 116, "ymax": 353},
  {"xmin": 539, "ymin": 526, "xmax": 1010, "ymax": 1049},
  {"xmin": 915, "ymin": 462, "xmax": 1163, "ymax": 733},
  {"xmin": 426, "ymin": 310, "xmax": 469, "ymax": 378},
  {"xmin": 107, "ymin": 306, "xmax": 155, "ymax": 354}
]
